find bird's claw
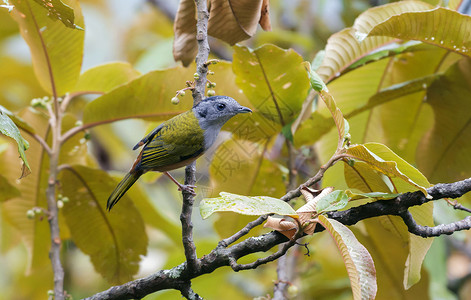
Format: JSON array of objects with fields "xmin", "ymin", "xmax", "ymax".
[{"xmin": 178, "ymin": 184, "xmax": 197, "ymax": 195}]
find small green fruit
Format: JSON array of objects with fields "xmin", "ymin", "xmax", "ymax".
[
  {"xmin": 193, "ymin": 73, "xmax": 200, "ymax": 80},
  {"xmin": 171, "ymin": 97, "xmax": 180, "ymax": 105},
  {"xmin": 26, "ymin": 209, "xmax": 35, "ymax": 219},
  {"xmin": 179, "ymin": 91, "xmax": 186, "ymax": 97},
  {"xmin": 207, "ymin": 89, "xmax": 216, "ymax": 96}
]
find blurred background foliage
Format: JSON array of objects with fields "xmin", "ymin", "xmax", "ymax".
[{"xmin": 1, "ymin": 0, "xmax": 471, "ymax": 299}]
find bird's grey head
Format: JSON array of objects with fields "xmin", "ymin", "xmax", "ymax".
[{"xmin": 193, "ymin": 96, "xmax": 252, "ymax": 129}]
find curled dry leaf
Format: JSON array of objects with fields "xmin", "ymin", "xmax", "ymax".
[
  {"xmin": 173, "ymin": 0, "xmax": 272, "ymax": 66},
  {"xmin": 265, "ymin": 187, "xmax": 336, "ymax": 238},
  {"xmin": 264, "ymin": 217, "xmax": 298, "ymax": 239},
  {"xmin": 297, "ymin": 187, "xmax": 334, "ymax": 235}
]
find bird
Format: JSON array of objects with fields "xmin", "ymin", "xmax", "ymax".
[{"xmin": 106, "ymin": 95, "xmax": 252, "ymax": 211}]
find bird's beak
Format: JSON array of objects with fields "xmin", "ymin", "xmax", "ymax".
[{"xmin": 238, "ymin": 106, "xmax": 252, "ymax": 113}]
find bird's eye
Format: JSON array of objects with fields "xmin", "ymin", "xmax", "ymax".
[{"xmin": 216, "ymin": 103, "xmax": 226, "ymax": 111}]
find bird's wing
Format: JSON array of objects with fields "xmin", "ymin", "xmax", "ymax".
[
  {"xmin": 136, "ymin": 111, "xmax": 205, "ymax": 171},
  {"xmin": 132, "ymin": 123, "xmax": 165, "ymax": 150}
]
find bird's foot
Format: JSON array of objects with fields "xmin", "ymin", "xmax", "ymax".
[{"xmin": 178, "ymin": 184, "xmax": 197, "ymax": 196}]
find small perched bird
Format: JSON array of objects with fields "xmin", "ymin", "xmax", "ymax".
[{"xmin": 106, "ymin": 95, "xmax": 252, "ymax": 211}]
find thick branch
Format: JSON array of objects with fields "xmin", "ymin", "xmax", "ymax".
[{"xmin": 84, "ymin": 177, "xmax": 471, "ymax": 300}]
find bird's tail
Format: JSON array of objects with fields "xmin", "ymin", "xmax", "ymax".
[{"xmin": 106, "ymin": 171, "xmax": 142, "ymax": 211}]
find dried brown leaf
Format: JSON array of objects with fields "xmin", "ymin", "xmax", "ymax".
[
  {"xmin": 173, "ymin": 0, "xmax": 198, "ymax": 66},
  {"xmin": 259, "ymin": 0, "xmax": 271, "ymax": 30},
  {"xmin": 264, "ymin": 216, "xmax": 297, "ymax": 239},
  {"xmin": 173, "ymin": 0, "xmax": 272, "ymax": 65},
  {"xmin": 208, "ymin": 0, "xmax": 263, "ymax": 45}
]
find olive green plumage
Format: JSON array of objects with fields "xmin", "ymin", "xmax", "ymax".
[{"xmin": 106, "ymin": 96, "xmax": 252, "ymax": 211}]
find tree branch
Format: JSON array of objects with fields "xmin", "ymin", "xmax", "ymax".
[
  {"xmin": 181, "ymin": 162, "xmax": 199, "ymax": 273},
  {"xmin": 83, "ymin": 177, "xmax": 471, "ymax": 300}
]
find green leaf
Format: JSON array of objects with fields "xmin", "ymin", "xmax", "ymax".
[
  {"xmin": 10, "ymin": 0, "xmax": 84, "ymax": 95},
  {"xmin": 1, "ymin": 109, "xmax": 53, "ymax": 273},
  {"xmin": 346, "ymin": 191, "xmax": 400, "ymax": 201},
  {"xmin": 345, "ymin": 75, "xmax": 438, "ymax": 119},
  {"xmin": 0, "ymin": 174, "xmax": 20, "ymax": 202},
  {"xmin": 317, "ymin": 1, "xmax": 434, "ymax": 83},
  {"xmin": 311, "ymin": 50, "xmax": 325, "ymax": 71},
  {"xmin": 209, "ymin": 138, "xmax": 286, "ymax": 197},
  {"xmin": 305, "ymin": 62, "xmax": 328, "ymax": 92},
  {"xmin": 0, "ymin": 104, "xmax": 35, "ymax": 133},
  {"xmin": 200, "ymin": 192, "xmax": 297, "ymax": 219},
  {"xmin": 60, "ymin": 165, "xmax": 147, "ymax": 284},
  {"xmin": 71, "ymin": 62, "xmax": 141, "ymax": 93},
  {"xmin": 116, "ymin": 175, "xmax": 180, "ymax": 245},
  {"xmin": 352, "ymin": 219, "xmax": 431, "ymax": 299},
  {"xmin": 345, "ymin": 143, "xmax": 433, "ymax": 288},
  {"xmin": 346, "ymin": 143, "xmax": 429, "ymax": 196},
  {"xmin": 418, "ymin": 58, "xmax": 471, "ymax": 183},
  {"xmin": 31, "ymin": 0, "xmax": 81, "ymax": 29},
  {"xmin": 293, "ymin": 111, "xmax": 335, "ymax": 147},
  {"xmin": 316, "ymin": 190, "xmax": 349, "ymax": 213},
  {"xmin": 317, "ymin": 215, "xmax": 377, "ymax": 300},
  {"xmin": 360, "ymin": 7, "xmax": 471, "ymax": 58},
  {"xmin": 352, "ymin": 1, "xmax": 434, "ymax": 36},
  {"xmin": 82, "ymin": 62, "xmax": 246, "ymax": 127},
  {"xmin": 348, "ymin": 41, "xmax": 422, "ymax": 69},
  {"xmin": 0, "ymin": 109, "xmax": 90, "ymax": 273},
  {"xmin": 0, "ymin": 108, "xmax": 30, "ymax": 174},
  {"xmin": 233, "ymin": 44, "xmax": 310, "ymax": 126},
  {"xmin": 281, "ymin": 122, "xmax": 294, "ymax": 143}
]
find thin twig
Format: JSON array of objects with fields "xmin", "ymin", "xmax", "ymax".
[
  {"xmin": 400, "ymin": 211, "xmax": 471, "ymax": 238},
  {"xmin": 229, "ymin": 234, "xmax": 299, "ymax": 272},
  {"xmin": 20, "ymin": 129, "xmax": 52, "ymax": 155},
  {"xmin": 218, "ymin": 215, "xmax": 268, "ymax": 248},
  {"xmin": 446, "ymin": 198, "xmax": 471, "ymax": 214},
  {"xmin": 280, "ymin": 152, "xmax": 347, "ymax": 202}
]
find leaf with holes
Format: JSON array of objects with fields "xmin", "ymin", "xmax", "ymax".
[
  {"xmin": 10, "ymin": 0, "xmax": 84, "ymax": 96},
  {"xmin": 32, "ymin": 0, "xmax": 80, "ymax": 29},
  {"xmin": 317, "ymin": 215, "xmax": 377, "ymax": 300},
  {"xmin": 200, "ymin": 192, "xmax": 297, "ymax": 219},
  {"xmin": 60, "ymin": 165, "xmax": 147, "ymax": 284}
]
